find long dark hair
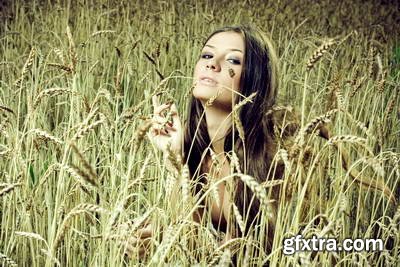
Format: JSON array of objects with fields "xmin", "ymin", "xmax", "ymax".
[{"xmin": 183, "ymin": 25, "xmax": 284, "ymax": 253}]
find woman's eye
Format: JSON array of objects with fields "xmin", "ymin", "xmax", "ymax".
[
  {"xmin": 201, "ymin": 53, "xmax": 212, "ymax": 59},
  {"xmin": 228, "ymin": 58, "xmax": 241, "ymax": 65}
]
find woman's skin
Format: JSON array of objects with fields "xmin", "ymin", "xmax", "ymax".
[{"xmin": 129, "ymin": 31, "xmax": 245, "ymax": 258}]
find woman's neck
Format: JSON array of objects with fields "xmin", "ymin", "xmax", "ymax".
[{"xmin": 204, "ymin": 105, "xmax": 232, "ymax": 154}]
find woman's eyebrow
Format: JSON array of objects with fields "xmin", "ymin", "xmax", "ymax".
[{"xmin": 204, "ymin": 44, "xmax": 243, "ymax": 53}]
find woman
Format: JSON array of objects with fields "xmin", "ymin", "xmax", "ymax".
[{"xmin": 135, "ymin": 25, "xmax": 285, "ymax": 263}]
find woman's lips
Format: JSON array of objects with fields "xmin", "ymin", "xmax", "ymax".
[{"xmin": 198, "ymin": 77, "xmax": 217, "ymax": 87}]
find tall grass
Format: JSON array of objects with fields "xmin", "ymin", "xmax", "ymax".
[{"xmin": 0, "ymin": 0, "xmax": 399, "ymax": 266}]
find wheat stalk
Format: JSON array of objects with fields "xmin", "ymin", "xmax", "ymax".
[
  {"xmin": 150, "ymin": 225, "xmax": 178, "ymax": 264},
  {"xmin": 209, "ymin": 177, "xmax": 221, "ymax": 209},
  {"xmin": 66, "ymin": 25, "xmax": 77, "ymax": 72},
  {"xmin": 29, "ymin": 129, "xmax": 63, "ymax": 145},
  {"xmin": 232, "ymin": 92, "xmax": 257, "ymax": 113},
  {"xmin": 238, "ymin": 174, "xmax": 270, "ymax": 209},
  {"xmin": 376, "ymin": 70, "xmax": 387, "ymax": 93},
  {"xmin": 359, "ymin": 157, "xmax": 385, "ymax": 178},
  {"xmin": 52, "ymin": 204, "xmax": 106, "ymax": 254},
  {"xmin": 63, "ymin": 164, "xmax": 95, "ymax": 189},
  {"xmin": 277, "ymin": 148, "xmax": 290, "ymax": 171},
  {"xmin": 303, "ymin": 109, "xmax": 338, "ymax": 135},
  {"xmin": 90, "ymin": 30, "xmax": 116, "ymax": 38},
  {"xmin": 367, "ymin": 46, "xmax": 377, "ymax": 79},
  {"xmin": 338, "ymin": 193, "xmax": 348, "ymax": 214},
  {"xmin": 181, "ymin": 164, "xmax": 191, "ymax": 206},
  {"xmin": 53, "ymin": 48, "xmax": 65, "ymax": 63},
  {"xmin": 72, "ymin": 119, "xmax": 104, "ymax": 141},
  {"xmin": 33, "ymin": 88, "xmax": 74, "ymax": 109},
  {"xmin": 233, "ymin": 110, "xmax": 245, "ymax": 141},
  {"xmin": 306, "ymin": 39, "xmax": 335, "ymax": 71},
  {"xmin": 0, "ymin": 61, "xmax": 14, "ymax": 66},
  {"xmin": 265, "ymin": 105, "xmax": 294, "ymax": 116},
  {"xmin": 349, "ymin": 77, "xmax": 365, "ymax": 97},
  {"xmin": 335, "ymin": 88, "xmax": 345, "ymax": 110},
  {"xmin": 0, "ymin": 105, "xmax": 14, "ymax": 115},
  {"xmin": 165, "ymin": 173, "xmax": 176, "ymax": 196},
  {"xmin": 230, "ymin": 150, "xmax": 241, "ymax": 173},
  {"xmin": 70, "ymin": 142, "xmax": 97, "ymax": 186},
  {"xmin": 15, "ymin": 231, "xmax": 49, "ymax": 248},
  {"xmin": 0, "ymin": 114, "xmax": 10, "ymax": 138},
  {"xmin": 294, "ymin": 109, "xmax": 337, "ymax": 148},
  {"xmin": 327, "ymin": 135, "xmax": 367, "ymax": 146},
  {"xmin": 165, "ymin": 142, "xmax": 183, "ymax": 173},
  {"xmin": 131, "ymin": 120, "xmax": 152, "ymax": 148},
  {"xmin": 0, "ymin": 183, "xmax": 22, "ymax": 197},
  {"xmin": 261, "ymin": 179, "xmax": 284, "ymax": 189},
  {"xmin": 40, "ymin": 248, "xmax": 61, "ymax": 266},
  {"xmin": 342, "ymin": 110, "xmax": 375, "ymax": 140},
  {"xmin": 0, "ymin": 146, "xmax": 11, "ymax": 158},
  {"xmin": 14, "ymin": 46, "xmax": 36, "ymax": 87},
  {"xmin": 0, "ymin": 252, "xmax": 17, "ymax": 266},
  {"xmin": 128, "ymin": 155, "xmax": 152, "ymax": 189},
  {"xmin": 217, "ymin": 249, "xmax": 232, "ymax": 267},
  {"xmin": 232, "ymin": 203, "xmax": 246, "ymax": 233},
  {"xmin": 205, "ymin": 89, "xmax": 223, "ymax": 107},
  {"xmin": 46, "ymin": 63, "xmax": 72, "ymax": 73}
]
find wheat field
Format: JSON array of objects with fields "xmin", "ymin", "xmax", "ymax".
[{"xmin": 0, "ymin": 0, "xmax": 399, "ymax": 266}]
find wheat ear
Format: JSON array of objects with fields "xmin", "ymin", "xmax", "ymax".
[
  {"xmin": 0, "ymin": 183, "xmax": 22, "ymax": 197},
  {"xmin": 52, "ymin": 204, "xmax": 106, "ymax": 253},
  {"xmin": 0, "ymin": 252, "xmax": 17, "ymax": 266},
  {"xmin": 306, "ymin": 39, "xmax": 335, "ymax": 71}
]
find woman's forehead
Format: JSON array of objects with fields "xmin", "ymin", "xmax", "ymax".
[{"xmin": 204, "ymin": 31, "xmax": 244, "ymax": 53}]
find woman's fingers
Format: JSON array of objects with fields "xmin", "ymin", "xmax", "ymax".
[
  {"xmin": 151, "ymin": 123, "xmax": 175, "ymax": 137},
  {"xmin": 123, "ymin": 232, "xmax": 152, "ymax": 258},
  {"xmin": 169, "ymin": 103, "xmax": 182, "ymax": 128},
  {"xmin": 137, "ymin": 225, "xmax": 152, "ymax": 238},
  {"xmin": 154, "ymin": 103, "xmax": 172, "ymax": 116}
]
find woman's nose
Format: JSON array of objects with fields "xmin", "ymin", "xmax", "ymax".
[{"xmin": 206, "ymin": 59, "xmax": 221, "ymax": 72}]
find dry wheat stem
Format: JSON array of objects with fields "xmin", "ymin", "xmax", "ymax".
[
  {"xmin": 90, "ymin": 30, "xmax": 116, "ymax": 38},
  {"xmin": 52, "ymin": 204, "xmax": 106, "ymax": 254},
  {"xmin": 0, "ymin": 105, "xmax": 15, "ymax": 115},
  {"xmin": 14, "ymin": 46, "xmax": 36, "ymax": 87},
  {"xmin": 0, "ymin": 183, "xmax": 22, "ymax": 197},
  {"xmin": 306, "ymin": 39, "xmax": 335, "ymax": 71},
  {"xmin": 70, "ymin": 142, "xmax": 98, "ymax": 186},
  {"xmin": 29, "ymin": 129, "xmax": 63, "ymax": 145},
  {"xmin": 53, "ymin": 48, "xmax": 65, "ymax": 63},
  {"xmin": 217, "ymin": 249, "xmax": 232, "ymax": 266},
  {"xmin": 46, "ymin": 63, "xmax": 72, "ymax": 73},
  {"xmin": 238, "ymin": 174, "xmax": 270, "ymax": 209},
  {"xmin": 72, "ymin": 119, "xmax": 104, "ymax": 141},
  {"xmin": 327, "ymin": 135, "xmax": 367, "ymax": 146},
  {"xmin": 206, "ymin": 89, "xmax": 224, "ymax": 107},
  {"xmin": 33, "ymin": 88, "xmax": 74, "ymax": 109},
  {"xmin": 66, "ymin": 25, "xmax": 77, "ymax": 72},
  {"xmin": 0, "ymin": 252, "xmax": 17, "ymax": 266},
  {"xmin": 230, "ymin": 151, "xmax": 241, "ymax": 174},
  {"xmin": 181, "ymin": 164, "xmax": 191, "ymax": 206},
  {"xmin": 232, "ymin": 203, "xmax": 246, "ymax": 233},
  {"xmin": 15, "ymin": 231, "xmax": 49, "ymax": 249}
]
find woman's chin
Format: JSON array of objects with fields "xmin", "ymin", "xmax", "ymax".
[{"xmin": 192, "ymin": 88, "xmax": 215, "ymax": 102}]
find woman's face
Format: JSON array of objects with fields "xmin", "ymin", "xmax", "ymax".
[{"xmin": 193, "ymin": 31, "xmax": 244, "ymax": 110}]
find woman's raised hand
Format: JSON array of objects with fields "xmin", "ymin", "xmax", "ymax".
[
  {"xmin": 123, "ymin": 223, "xmax": 153, "ymax": 259},
  {"xmin": 148, "ymin": 95, "xmax": 183, "ymax": 156}
]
